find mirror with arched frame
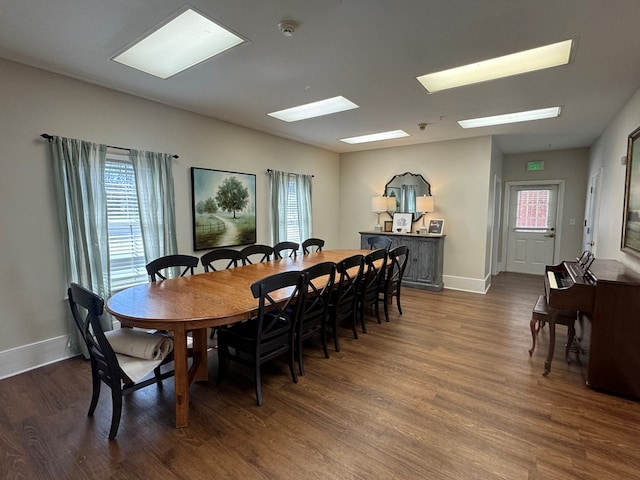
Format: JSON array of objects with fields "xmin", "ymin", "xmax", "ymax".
[{"xmin": 384, "ymin": 172, "xmax": 431, "ymax": 222}]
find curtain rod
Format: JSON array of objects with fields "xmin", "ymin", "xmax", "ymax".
[
  {"xmin": 266, "ymin": 168, "xmax": 314, "ymax": 177},
  {"xmin": 40, "ymin": 134, "xmax": 179, "ymax": 159}
]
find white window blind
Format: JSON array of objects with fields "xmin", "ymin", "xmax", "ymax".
[{"xmin": 105, "ymin": 154, "xmax": 147, "ymax": 290}]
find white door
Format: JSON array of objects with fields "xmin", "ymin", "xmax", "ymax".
[
  {"xmin": 506, "ymin": 184, "xmax": 558, "ymax": 274},
  {"xmin": 583, "ymin": 169, "xmax": 601, "ymax": 253}
]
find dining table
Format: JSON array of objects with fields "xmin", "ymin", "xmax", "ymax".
[{"xmin": 105, "ymin": 248, "xmax": 371, "ymax": 428}]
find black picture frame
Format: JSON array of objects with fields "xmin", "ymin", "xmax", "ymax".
[
  {"xmin": 191, "ymin": 167, "xmax": 256, "ymax": 250},
  {"xmin": 428, "ymin": 219, "xmax": 445, "ymax": 235},
  {"xmin": 622, "ymin": 126, "xmax": 640, "ymax": 257}
]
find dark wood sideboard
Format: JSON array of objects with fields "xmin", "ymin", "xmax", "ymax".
[{"xmin": 359, "ymin": 232, "xmax": 444, "ymax": 291}]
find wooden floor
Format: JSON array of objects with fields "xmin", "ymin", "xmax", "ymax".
[{"xmin": 2, "ymin": 272, "xmax": 640, "ymax": 479}]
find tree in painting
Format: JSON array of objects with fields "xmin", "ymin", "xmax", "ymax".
[{"xmin": 215, "ymin": 177, "xmax": 249, "ymax": 219}]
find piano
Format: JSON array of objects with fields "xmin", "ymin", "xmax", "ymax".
[{"xmin": 541, "ymin": 254, "xmax": 640, "ymax": 399}]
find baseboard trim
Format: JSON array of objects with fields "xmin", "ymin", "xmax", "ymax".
[
  {"xmin": 442, "ymin": 274, "xmax": 491, "ymax": 294},
  {"xmin": 0, "ymin": 335, "xmax": 76, "ymax": 380}
]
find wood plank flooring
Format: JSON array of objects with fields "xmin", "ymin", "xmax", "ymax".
[{"xmin": 1, "ymin": 272, "xmax": 640, "ymax": 479}]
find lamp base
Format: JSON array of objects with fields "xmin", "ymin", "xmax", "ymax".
[{"xmin": 374, "ymin": 225, "xmax": 382, "ymax": 232}]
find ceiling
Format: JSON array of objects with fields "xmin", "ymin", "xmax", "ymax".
[{"xmin": 2, "ymin": 0, "xmax": 640, "ymax": 154}]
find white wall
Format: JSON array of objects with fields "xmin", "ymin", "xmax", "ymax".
[
  {"xmin": 588, "ymin": 87, "xmax": 640, "ymax": 273},
  {"xmin": 0, "ymin": 58, "xmax": 340, "ymax": 377},
  {"xmin": 502, "ymin": 148, "xmax": 590, "ymax": 263},
  {"xmin": 338, "ymin": 136, "xmax": 494, "ymax": 292}
]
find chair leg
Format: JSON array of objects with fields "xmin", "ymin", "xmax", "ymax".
[
  {"xmin": 254, "ymin": 360, "xmax": 263, "ymax": 406},
  {"xmin": 320, "ymin": 323, "xmax": 330, "ymax": 359},
  {"xmin": 109, "ymin": 384, "xmax": 123, "ymax": 440},
  {"xmin": 88, "ymin": 367, "xmax": 101, "ymax": 416},
  {"xmin": 360, "ymin": 302, "xmax": 368, "ymax": 334},
  {"xmin": 374, "ymin": 299, "xmax": 382, "ymax": 324},
  {"xmin": 396, "ymin": 289, "xmax": 403, "ymax": 315},
  {"xmin": 153, "ymin": 365, "xmax": 164, "ymax": 387},
  {"xmin": 383, "ymin": 294, "xmax": 390, "ymax": 323},
  {"xmin": 297, "ymin": 334, "xmax": 305, "ymax": 377},
  {"xmin": 289, "ymin": 348, "xmax": 298, "ymax": 384}
]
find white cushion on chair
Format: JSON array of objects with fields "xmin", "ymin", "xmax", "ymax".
[
  {"xmin": 115, "ymin": 354, "xmax": 164, "ymax": 383},
  {"xmin": 105, "ymin": 329, "xmax": 173, "ymax": 360}
]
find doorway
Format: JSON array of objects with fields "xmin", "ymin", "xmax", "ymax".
[{"xmin": 503, "ymin": 181, "xmax": 564, "ymax": 275}]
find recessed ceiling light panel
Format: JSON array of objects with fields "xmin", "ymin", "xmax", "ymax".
[
  {"xmin": 112, "ymin": 8, "xmax": 245, "ymax": 79},
  {"xmin": 417, "ymin": 39, "xmax": 573, "ymax": 93},
  {"xmin": 268, "ymin": 96, "xmax": 358, "ymax": 122},
  {"xmin": 457, "ymin": 106, "xmax": 562, "ymax": 129},
  {"xmin": 340, "ymin": 130, "xmax": 410, "ymax": 144}
]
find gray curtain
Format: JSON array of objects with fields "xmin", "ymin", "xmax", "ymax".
[
  {"xmin": 268, "ymin": 169, "xmax": 312, "ymax": 244},
  {"xmin": 129, "ymin": 149, "xmax": 178, "ymax": 263},
  {"xmin": 50, "ymin": 136, "xmax": 111, "ymax": 355}
]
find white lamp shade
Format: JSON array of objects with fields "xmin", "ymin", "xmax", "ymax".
[
  {"xmin": 371, "ymin": 196, "xmax": 388, "ymax": 212},
  {"xmin": 416, "ymin": 195, "xmax": 434, "ymax": 213}
]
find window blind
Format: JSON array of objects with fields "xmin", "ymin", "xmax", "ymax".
[{"xmin": 105, "ymin": 155, "xmax": 147, "ymax": 290}]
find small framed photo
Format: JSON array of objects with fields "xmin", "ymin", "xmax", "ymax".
[
  {"xmin": 383, "ymin": 220, "xmax": 393, "ymax": 232},
  {"xmin": 428, "ymin": 219, "xmax": 445, "ymax": 235},
  {"xmin": 392, "ymin": 213, "xmax": 413, "ymax": 233}
]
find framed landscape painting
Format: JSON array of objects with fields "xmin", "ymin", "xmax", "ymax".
[
  {"xmin": 191, "ymin": 167, "xmax": 256, "ymax": 250},
  {"xmin": 622, "ymin": 126, "xmax": 640, "ymax": 257}
]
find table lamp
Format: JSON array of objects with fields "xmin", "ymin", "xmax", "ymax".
[
  {"xmin": 415, "ymin": 195, "xmax": 434, "ymax": 234},
  {"xmin": 371, "ymin": 195, "xmax": 387, "ymax": 231}
]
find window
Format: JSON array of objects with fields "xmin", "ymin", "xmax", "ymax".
[
  {"xmin": 515, "ymin": 189, "xmax": 550, "ymax": 231},
  {"xmin": 285, "ymin": 176, "xmax": 302, "ymax": 245},
  {"xmin": 105, "ymin": 153, "xmax": 147, "ymax": 290}
]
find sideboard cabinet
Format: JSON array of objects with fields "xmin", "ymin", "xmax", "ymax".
[{"xmin": 359, "ymin": 232, "xmax": 444, "ymax": 291}]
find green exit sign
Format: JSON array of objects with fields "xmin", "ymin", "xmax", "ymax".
[{"xmin": 527, "ymin": 161, "xmax": 544, "ymax": 171}]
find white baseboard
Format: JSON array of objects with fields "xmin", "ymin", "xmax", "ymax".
[
  {"xmin": 0, "ymin": 335, "xmax": 77, "ymax": 380},
  {"xmin": 442, "ymin": 274, "xmax": 491, "ymax": 294}
]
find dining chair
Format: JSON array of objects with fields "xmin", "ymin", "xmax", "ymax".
[
  {"xmin": 201, "ymin": 248, "xmax": 242, "ymax": 272},
  {"xmin": 240, "ymin": 244, "xmax": 274, "ymax": 265},
  {"xmin": 67, "ymin": 283, "xmax": 174, "ymax": 440},
  {"xmin": 301, "ymin": 238, "xmax": 325, "ymax": 254},
  {"xmin": 366, "ymin": 235, "xmax": 393, "ymax": 251},
  {"xmin": 296, "ymin": 261, "xmax": 336, "ymax": 376},
  {"xmin": 273, "ymin": 241, "xmax": 300, "ymax": 259},
  {"xmin": 327, "ymin": 254, "xmax": 365, "ymax": 351},
  {"xmin": 357, "ymin": 248, "xmax": 388, "ymax": 332},
  {"xmin": 217, "ymin": 270, "xmax": 307, "ymax": 406},
  {"xmin": 378, "ymin": 245, "xmax": 409, "ymax": 322},
  {"xmin": 145, "ymin": 254, "xmax": 199, "ymax": 281}
]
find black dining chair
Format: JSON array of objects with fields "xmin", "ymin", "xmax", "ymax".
[
  {"xmin": 302, "ymin": 238, "xmax": 325, "ymax": 254},
  {"xmin": 217, "ymin": 270, "xmax": 307, "ymax": 406},
  {"xmin": 273, "ymin": 241, "xmax": 300, "ymax": 259},
  {"xmin": 68, "ymin": 283, "xmax": 174, "ymax": 440},
  {"xmin": 200, "ymin": 248, "xmax": 242, "ymax": 272},
  {"xmin": 327, "ymin": 254, "xmax": 365, "ymax": 351},
  {"xmin": 145, "ymin": 254, "xmax": 199, "ymax": 281},
  {"xmin": 378, "ymin": 245, "xmax": 409, "ymax": 322},
  {"xmin": 357, "ymin": 248, "xmax": 388, "ymax": 332},
  {"xmin": 366, "ymin": 236, "xmax": 392, "ymax": 251},
  {"xmin": 240, "ymin": 244, "xmax": 274, "ymax": 265},
  {"xmin": 296, "ymin": 261, "xmax": 336, "ymax": 376}
]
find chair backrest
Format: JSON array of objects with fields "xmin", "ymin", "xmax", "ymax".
[
  {"xmin": 385, "ymin": 245, "xmax": 409, "ymax": 291},
  {"xmin": 367, "ymin": 236, "xmax": 393, "ymax": 251},
  {"xmin": 362, "ymin": 248, "xmax": 388, "ymax": 296},
  {"xmin": 145, "ymin": 254, "xmax": 199, "ymax": 281},
  {"xmin": 201, "ymin": 248, "xmax": 242, "ymax": 272},
  {"xmin": 302, "ymin": 238, "xmax": 325, "ymax": 254},
  {"xmin": 333, "ymin": 254, "xmax": 365, "ymax": 317},
  {"xmin": 273, "ymin": 241, "xmax": 300, "ymax": 259},
  {"xmin": 240, "ymin": 244, "xmax": 274, "ymax": 265},
  {"xmin": 68, "ymin": 283, "xmax": 120, "ymax": 381},
  {"xmin": 299, "ymin": 261, "xmax": 336, "ymax": 330},
  {"xmin": 250, "ymin": 270, "xmax": 307, "ymax": 354}
]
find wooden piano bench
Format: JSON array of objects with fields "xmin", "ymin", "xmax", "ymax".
[{"xmin": 528, "ymin": 294, "xmax": 577, "ymax": 376}]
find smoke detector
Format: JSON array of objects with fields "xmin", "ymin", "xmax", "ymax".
[{"xmin": 278, "ymin": 20, "xmax": 298, "ymax": 37}]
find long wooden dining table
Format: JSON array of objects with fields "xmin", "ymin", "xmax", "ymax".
[{"xmin": 105, "ymin": 248, "xmax": 370, "ymax": 428}]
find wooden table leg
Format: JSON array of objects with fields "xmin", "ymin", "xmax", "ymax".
[
  {"xmin": 172, "ymin": 327, "xmax": 190, "ymax": 428},
  {"xmin": 529, "ymin": 315, "xmax": 538, "ymax": 355},
  {"xmin": 543, "ymin": 310, "xmax": 557, "ymax": 376},
  {"xmin": 191, "ymin": 328, "xmax": 209, "ymax": 382}
]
